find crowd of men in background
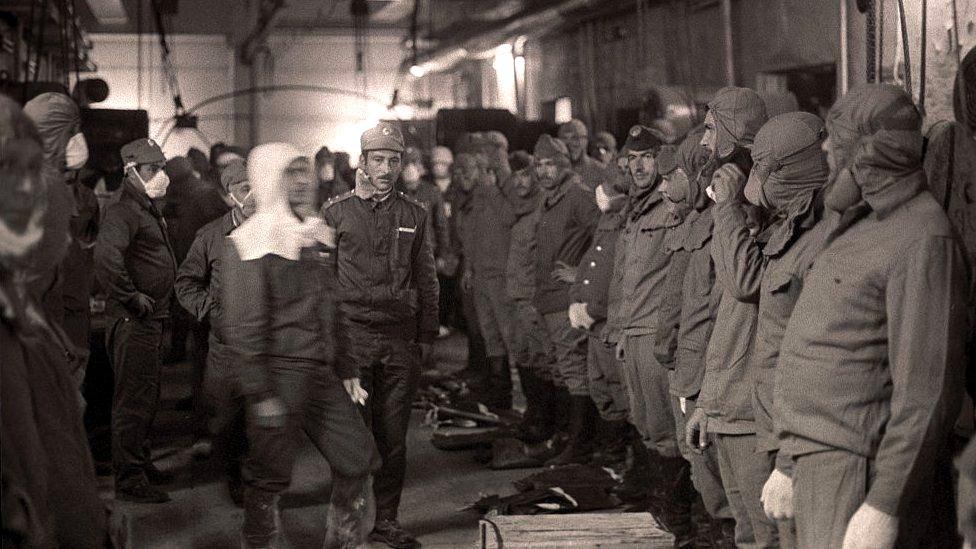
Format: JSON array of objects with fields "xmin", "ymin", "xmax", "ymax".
[{"xmin": 3, "ymin": 45, "xmax": 976, "ymax": 549}]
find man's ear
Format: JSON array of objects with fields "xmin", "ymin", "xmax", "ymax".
[{"xmin": 359, "ymin": 153, "xmax": 367, "ymax": 172}]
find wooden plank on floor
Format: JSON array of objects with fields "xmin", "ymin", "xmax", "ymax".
[{"xmin": 478, "ymin": 512, "xmax": 673, "ymax": 548}]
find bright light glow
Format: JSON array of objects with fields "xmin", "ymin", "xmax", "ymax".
[
  {"xmin": 409, "ymin": 64, "xmax": 427, "ymax": 78},
  {"xmin": 493, "ymin": 44, "xmax": 517, "ymax": 113},
  {"xmin": 393, "ymin": 104, "xmax": 415, "ymax": 120},
  {"xmin": 555, "ymin": 97, "xmax": 572, "ymax": 124}
]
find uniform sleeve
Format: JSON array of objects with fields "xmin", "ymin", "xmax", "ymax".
[
  {"xmin": 174, "ymin": 230, "xmax": 214, "ymax": 322},
  {"xmin": 654, "ymin": 249, "xmax": 689, "ymax": 366},
  {"xmin": 865, "ymin": 235, "xmax": 968, "ymax": 516},
  {"xmin": 576, "ymin": 191, "xmax": 601, "ymax": 246},
  {"xmin": 673, "ymin": 245, "xmax": 717, "ymax": 396},
  {"xmin": 220, "ymin": 242, "xmax": 272, "ymax": 402},
  {"xmin": 411, "ymin": 209, "xmax": 440, "ymax": 344},
  {"xmin": 93, "ymin": 205, "xmax": 140, "ymax": 308},
  {"xmin": 711, "ymin": 200, "xmax": 765, "ymax": 303}
]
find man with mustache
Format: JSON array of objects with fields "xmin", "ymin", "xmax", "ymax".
[
  {"xmin": 321, "ymin": 122, "xmax": 439, "ymax": 549},
  {"xmin": 530, "ymin": 134, "xmax": 601, "ymax": 465}
]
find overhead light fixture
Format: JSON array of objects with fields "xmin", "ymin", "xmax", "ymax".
[{"xmin": 86, "ymin": 0, "xmax": 129, "ymax": 25}]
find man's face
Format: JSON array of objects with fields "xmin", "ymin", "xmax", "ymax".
[
  {"xmin": 701, "ymin": 111, "xmax": 717, "ymax": 156},
  {"xmin": 512, "ymin": 171, "xmax": 535, "ymax": 198},
  {"xmin": 559, "ymin": 129, "xmax": 588, "ymax": 163},
  {"xmin": 453, "ymin": 160, "xmax": 480, "ymax": 192},
  {"xmin": 284, "ymin": 158, "xmax": 316, "ymax": 219},
  {"xmin": 318, "ymin": 162, "xmax": 335, "ymax": 183},
  {"xmin": 534, "ymin": 158, "xmax": 560, "ymax": 186},
  {"xmin": 228, "ymin": 179, "xmax": 255, "ymax": 217},
  {"xmin": 432, "ymin": 160, "xmax": 451, "ymax": 179},
  {"xmin": 360, "ymin": 150, "xmax": 402, "ymax": 194},
  {"xmin": 0, "ymin": 170, "xmax": 45, "ymax": 260},
  {"xmin": 627, "ymin": 150, "xmax": 657, "ymax": 188},
  {"xmin": 128, "ymin": 162, "xmax": 164, "ymax": 192}
]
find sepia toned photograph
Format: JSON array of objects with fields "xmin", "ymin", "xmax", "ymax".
[{"xmin": 1, "ymin": 0, "xmax": 974, "ymax": 547}]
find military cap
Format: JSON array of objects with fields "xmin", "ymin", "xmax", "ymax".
[
  {"xmin": 360, "ymin": 122, "xmax": 405, "ymax": 153},
  {"xmin": 219, "ymin": 157, "xmax": 248, "ymax": 191},
  {"xmin": 623, "ymin": 125, "xmax": 664, "ymax": 153},
  {"xmin": 121, "ymin": 138, "xmax": 166, "ymax": 169}
]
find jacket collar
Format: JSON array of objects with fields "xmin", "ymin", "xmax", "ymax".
[{"xmin": 762, "ymin": 190, "xmax": 825, "ymax": 257}]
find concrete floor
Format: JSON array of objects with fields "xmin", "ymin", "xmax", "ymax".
[{"xmin": 102, "ymin": 333, "xmax": 537, "ymax": 548}]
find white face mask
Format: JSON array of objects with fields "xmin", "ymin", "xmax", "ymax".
[
  {"xmin": 65, "ymin": 132, "xmax": 89, "ymax": 170},
  {"xmin": 133, "ymin": 168, "xmax": 170, "ymax": 199},
  {"xmin": 230, "ymin": 189, "xmax": 252, "ymax": 210}
]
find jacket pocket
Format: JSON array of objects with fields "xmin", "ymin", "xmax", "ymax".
[{"xmin": 394, "ymin": 227, "xmax": 417, "ymax": 267}]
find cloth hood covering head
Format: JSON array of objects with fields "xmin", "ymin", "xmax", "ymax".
[
  {"xmin": 954, "ymin": 45, "xmax": 976, "ymax": 131},
  {"xmin": 229, "ymin": 143, "xmax": 332, "ymax": 261},
  {"xmin": 707, "ymin": 86, "xmax": 768, "ymax": 158},
  {"xmin": 658, "ymin": 127, "xmax": 711, "ymax": 212},
  {"xmin": 745, "ymin": 111, "xmax": 829, "ymax": 213},
  {"xmin": 0, "ymin": 96, "xmax": 46, "ymax": 268},
  {"xmin": 22, "ymin": 92, "xmax": 80, "ymax": 280},
  {"xmin": 825, "ymin": 84, "xmax": 923, "ymax": 214},
  {"xmin": 219, "ymin": 157, "xmax": 248, "ymax": 191}
]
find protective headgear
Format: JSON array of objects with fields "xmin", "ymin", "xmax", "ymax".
[
  {"xmin": 744, "ymin": 112, "xmax": 828, "ymax": 212},
  {"xmin": 707, "ymin": 87, "xmax": 768, "ymax": 158},
  {"xmin": 65, "ymin": 132, "xmax": 89, "ymax": 170}
]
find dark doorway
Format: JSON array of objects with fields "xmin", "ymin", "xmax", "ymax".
[{"xmin": 777, "ymin": 63, "xmax": 837, "ymax": 119}]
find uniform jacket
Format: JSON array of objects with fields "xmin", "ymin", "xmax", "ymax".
[
  {"xmin": 533, "ymin": 172, "xmax": 600, "ymax": 314},
  {"xmin": 610, "ymin": 186, "xmax": 678, "ymax": 336},
  {"xmin": 506, "ymin": 190, "xmax": 541, "ymax": 302},
  {"xmin": 322, "ymin": 191, "xmax": 440, "ymax": 344},
  {"xmin": 775, "ymin": 170, "xmax": 968, "ymax": 518},
  {"xmin": 94, "ymin": 182, "xmax": 177, "ymax": 319},
  {"xmin": 655, "ymin": 207, "xmax": 717, "ymax": 399},
  {"xmin": 174, "ymin": 211, "xmax": 238, "ymax": 329},
  {"xmin": 464, "ymin": 181, "xmax": 518, "ymax": 282},
  {"xmin": 696, "ymin": 200, "xmax": 767, "ymax": 434},
  {"xmin": 751, "ymin": 194, "xmax": 829, "ymax": 453},
  {"xmin": 569, "ymin": 207, "xmax": 626, "ymax": 325}
]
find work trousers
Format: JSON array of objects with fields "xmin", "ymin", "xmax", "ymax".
[
  {"xmin": 586, "ymin": 330, "xmax": 629, "ymax": 422},
  {"xmin": 541, "ymin": 311, "xmax": 589, "ymax": 396},
  {"xmin": 792, "ymin": 448, "xmax": 960, "ymax": 549},
  {"xmin": 341, "ymin": 324, "xmax": 422, "ymax": 522},
  {"xmin": 242, "ymin": 360, "xmax": 376, "ymax": 548},
  {"xmin": 107, "ymin": 315, "xmax": 164, "ymax": 489},
  {"xmin": 512, "ymin": 300, "xmax": 551, "ymax": 381},
  {"xmin": 472, "ymin": 277, "xmax": 517, "ymax": 358},
  {"xmin": 620, "ymin": 333, "xmax": 677, "ymax": 456},
  {"xmin": 714, "ymin": 434, "xmax": 785, "ymax": 548},
  {"xmin": 461, "ymin": 281, "xmax": 488, "ymax": 375},
  {"xmin": 206, "ymin": 340, "xmax": 246, "ymax": 482},
  {"xmin": 670, "ymin": 396, "xmax": 733, "ymax": 522}
]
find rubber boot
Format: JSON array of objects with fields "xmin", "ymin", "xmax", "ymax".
[
  {"xmin": 484, "ymin": 355, "xmax": 513, "ymax": 411},
  {"xmin": 545, "ymin": 395, "xmax": 598, "ymax": 467},
  {"xmin": 613, "ymin": 426, "xmax": 652, "ymax": 503},
  {"xmin": 514, "ymin": 366, "xmax": 555, "ymax": 443}
]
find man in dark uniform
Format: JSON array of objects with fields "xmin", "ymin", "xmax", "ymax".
[
  {"xmin": 174, "ymin": 159, "xmax": 254, "ymax": 505},
  {"xmin": 94, "ymin": 138, "xmax": 177, "ymax": 503},
  {"xmin": 322, "ymin": 122, "xmax": 439, "ymax": 549}
]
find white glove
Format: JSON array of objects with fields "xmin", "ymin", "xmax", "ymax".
[
  {"xmin": 343, "ymin": 378, "xmax": 369, "ymax": 405},
  {"xmin": 842, "ymin": 503, "xmax": 898, "ymax": 549},
  {"xmin": 761, "ymin": 469, "xmax": 794, "ymax": 520}
]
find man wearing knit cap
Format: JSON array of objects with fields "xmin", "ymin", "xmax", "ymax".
[
  {"xmin": 322, "ymin": 122, "xmax": 438, "ymax": 549},
  {"xmin": 94, "ymin": 137, "xmax": 177, "ymax": 503},
  {"xmin": 609, "ymin": 124, "xmax": 699, "ymax": 542},
  {"xmin": 530, "ymin": 133, "xmax": 601, "ymax": 465},
  {"xmin": 175, "ymin": 156, "xmax": 254, "ymax": 505},
  {"xmin": 771, "ymin": 85, "xmax": 967, "ymax": 547},
  {"xmin": 558, "ymin": 119, "xmax": 607, "ymax": 192}
]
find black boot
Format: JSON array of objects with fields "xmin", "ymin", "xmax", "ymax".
[
  {"xmin": 241, "ymin": 488, "xmax": 282, "ymax": 548},
  {"xmin": 590, "ymin": 418, "xmax": 630, "ymax": 467},
  {"xmin": 544, "ymin": 395, "xmax": 598, "ymax": 467},
  {"xmin": 613, "ymin": 426, "xmax": 652, "ymax": 503},
  {"xmin": 484, "ymin": 355, "xmax": 513, "ymax": 411},
  {"xmin": 645, "ymin": 451, "xmax": 694, "ymax": 547},
  {"xmin": 514, "ymin": 367, "xmax": 555, "ymax": 443}
]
